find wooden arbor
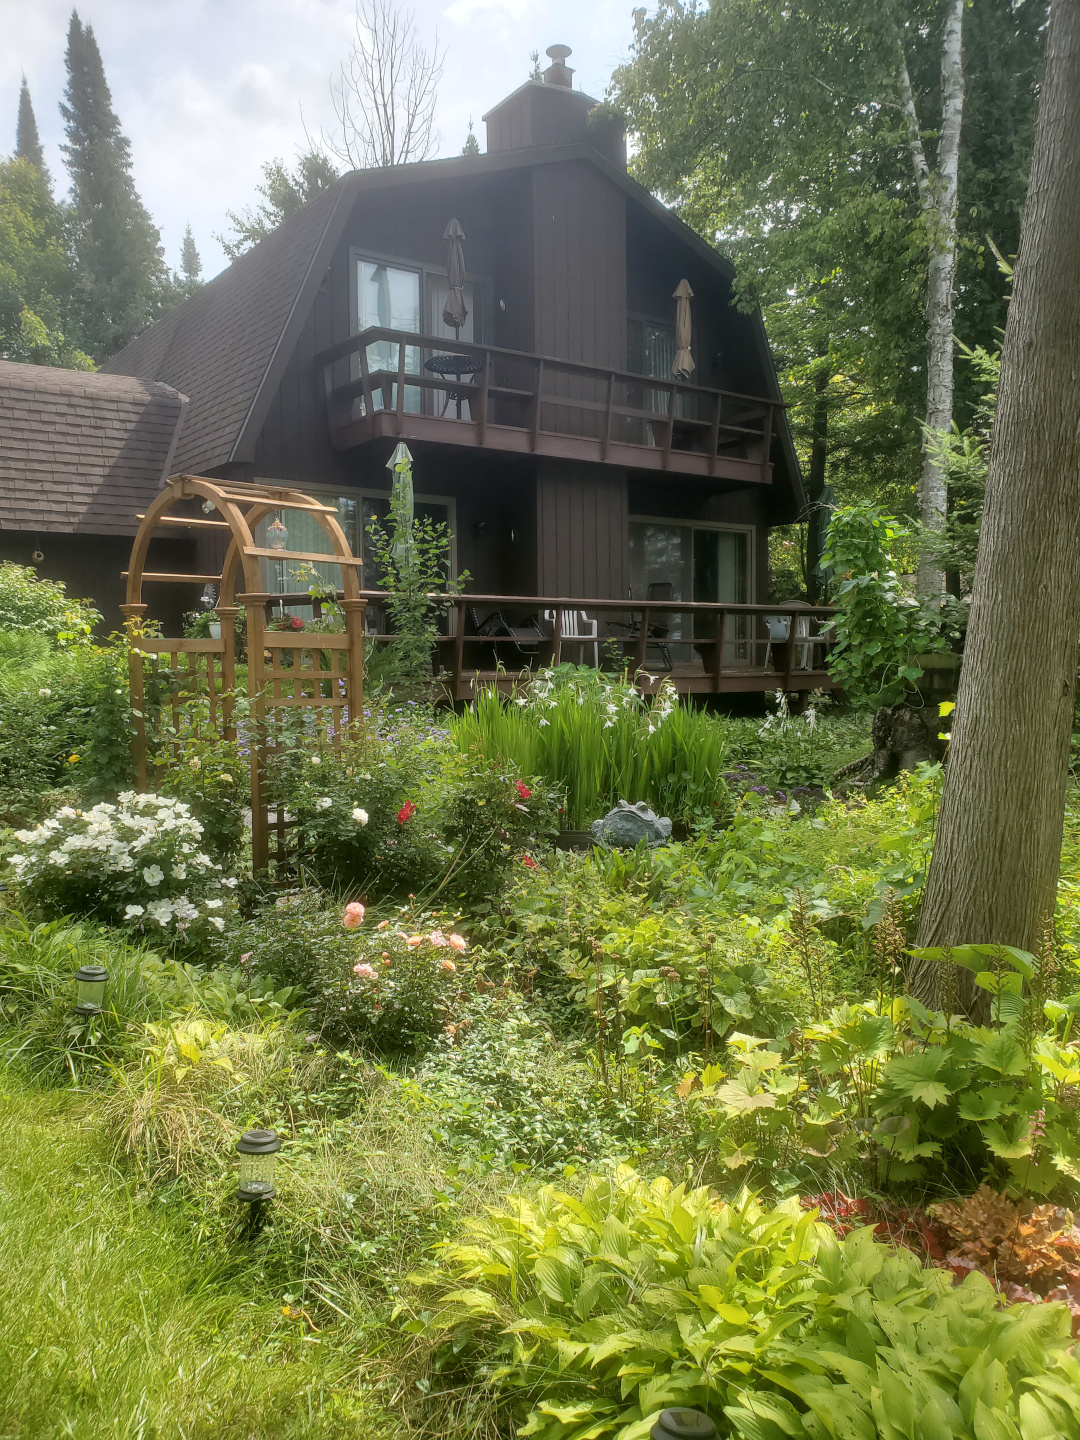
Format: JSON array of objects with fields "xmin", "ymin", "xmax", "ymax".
[{"xmin": 122, "ymin": 475, "xmax": 366, "ymax": 872}]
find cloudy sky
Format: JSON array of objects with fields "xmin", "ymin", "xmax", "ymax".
[{"xmin": 3, "ymin": 0, "xmax": 640, "ymax": 279}]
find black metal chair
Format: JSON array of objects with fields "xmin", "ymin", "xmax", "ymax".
[{"xmin": 645, "ymin": 582, "xmax": 674, "ymax": 670}]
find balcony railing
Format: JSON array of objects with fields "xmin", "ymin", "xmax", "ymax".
[
  {"xmin": 264, "ymin": 589, "xmax": 838, "ymax": 701},
  {"xmin": 315, "ymin": 328, "xmax": 781, "ymax": 483}
]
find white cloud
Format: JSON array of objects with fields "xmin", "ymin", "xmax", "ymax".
[{"xmin": 3, "ymin": 0, "xmax": 637, "ymax": 279}]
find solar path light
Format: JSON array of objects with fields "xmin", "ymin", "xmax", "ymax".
[
  {"xmin": 650, "ymin": 1411, "xmax": 717, "ymax": 1440},
  {"xmin": 73, "ymin": 965, "xmax": 108, "ymax": 1016},
  {"xmin": 236, "ymin": 1129, "xmax": 282, "ymax": 1205}
]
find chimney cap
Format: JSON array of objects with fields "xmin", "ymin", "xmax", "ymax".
[
  {"xmin": 546, "ymin": 44, "xmax": 572, "ymax": 61},
  {"xmin": 543, "ymin": 43, "xmax": 574, "ymax": 87}
]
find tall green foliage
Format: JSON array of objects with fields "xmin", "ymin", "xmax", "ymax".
[
  {"xmin": 60, "ymin": 11, "xmax": 167, "ymax": 359},
  {"xmin": 0, "ymin": 158, "xmax": 90, "ymax": 368},
  {"xmin": 451, "ymin": 667, "xmax": 730, "ymax": 828},
  {"xmin": 15, "ymin": 77, "xmax": 48, "ymax": 180},
  {"xmin": 219, "ymin": 150, "xmax": 339, "ymax": 260},
  {"xmin": 610, "ymin": 0, "xmax": 1044, "ymax": 523}
]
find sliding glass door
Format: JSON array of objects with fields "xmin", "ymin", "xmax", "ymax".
[{"xmin": 629, "ymin": 519, "xmax": 752, "ymax": 657}]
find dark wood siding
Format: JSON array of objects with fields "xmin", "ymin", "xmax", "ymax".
[{"xmin": 536, "ymin": 461, "xmax": 627, "ymax": 599}]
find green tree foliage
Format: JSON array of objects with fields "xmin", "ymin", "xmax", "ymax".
[
  {"xmin": 0, "ymin": 157, "xmax": 91, "ymax": 368},
  {"xmin": 15, "ymin": 77, "xmax": 48, "ymax": 182},
  {"xmin": 461, "ymin": 120, "xmax": 480, "ymax": 157},
  {"xmin": 171, "ymin": 221, "xmax": 203, "ymax": 302},
  {"xmin": 218, "ymin": 150, "xmax": 339, "ymax": 260},
  {"xmin": 60, "ymin": 10, "xmax": 168, "ymax": 359},
  {"xmin": 610, "ymin": 0, "xmax": 1044, "ymax": 535}
]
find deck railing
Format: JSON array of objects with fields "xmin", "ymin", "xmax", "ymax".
[
  {"xmin": 314, "ymin": 328, "xmax": 782, "ymax": 481},
  {"xmin": 265, "ymin": 590, "xmax": 838, "ymax": 699}
]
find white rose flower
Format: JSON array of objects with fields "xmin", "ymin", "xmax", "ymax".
[
  {"xmin": 172, "ymin": 864, "xmax": 187, "ymax": 880},
  {"xmin": 220, "ymin": 877, "xmax": 238, "ymax": 888},
  {"xmin": 316, "ymin": 797, "xmax": 333, "ymax": 811},
  {"xmin": 142, "ymin": 865, "xmax": 165, "ymax": 887},
  {"xmin": 204, "ymin": 899, "xmax": 223, "ymax": 909},
  {"xmin": 124, "ymin": 904, "xmax": 146, "ymax": 918},
  {"xmin": 173, "ymin": 898, "xmax": 199, "ymax": 922},
  {"xmin": 208, "ymin": 915, "xmax": 226, "ymax": 932},
  {"xmin": 146, "ymin": 898, "xmax": 174, "ymax": 926},
  {"xmin": 310, "ymin": 755, "xmax": 321, "ymax": 765},
  {"xmin": 38, "ymin": 687, "xmax": 52, "ymax": 698},
  {"xmin": 351, "ymin": 807, "xmax": 369, "ymax": 826}
]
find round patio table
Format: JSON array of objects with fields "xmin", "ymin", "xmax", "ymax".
[{"xmin": 424, "ymin": 352, "xmax": 485, "ymax": 417}]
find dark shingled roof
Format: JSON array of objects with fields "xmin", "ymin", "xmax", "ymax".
[
  {"xmin": 0, "ymin": 361, "xmax": 187, "ymax": 535},
  {"xmin": 101, "ymin": 178, "xmax": 353, "ymax": 475}
]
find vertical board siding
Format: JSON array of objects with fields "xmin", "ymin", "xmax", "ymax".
[{"xmin": 537, "ymin": 461, "xmax": 627, "ymax": 599}]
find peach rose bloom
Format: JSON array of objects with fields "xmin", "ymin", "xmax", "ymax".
[
  {"xmin": 448, "ymin": 933, "xmax": 467, "ymax": 952},
  {"xmin": 343, "ymin": 901, "xmax": 365, "ymax": 929},
  {"xmin": 439, "ymin": 958, "xmax": 457, "ymax": 973}
]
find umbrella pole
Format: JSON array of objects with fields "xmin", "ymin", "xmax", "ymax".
[{"xmin": 454, "ymin": 323, "xmax": 463, "ymax": 420}]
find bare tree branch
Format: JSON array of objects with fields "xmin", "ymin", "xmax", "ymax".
[{"xmin": 325, "ymin": 0, "xmax": 445, "ymax": 170}]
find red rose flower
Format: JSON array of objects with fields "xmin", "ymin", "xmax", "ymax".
[
  {"xmin": 397, "ymin": 800, "xmax": 416, "ymax": 825},
  {"xmin": 290, "ymin": 616, "xmax": 304, "ymax": 630},
  {"xmin": 515, "ymin": 780, "xmax": 531, "ymax": 800},
  {"xmin": 522, "ymin": 854, "xmax": 538, "ymax": 869}
]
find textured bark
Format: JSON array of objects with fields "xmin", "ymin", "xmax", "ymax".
[
  {"xmin": 805, "ymin": 365, "xmax": 829, "ymax": 604},
  {"xmin": 833, "ymin": 705, "xmax": 945, "ymax": 795},
  {"xmin": 897, "ymin": 0, "xmax": 966, "ymax": 595},
  {"xmin": 913, "ymin": 0, "xmax": 1080, "ymax": 1005}
]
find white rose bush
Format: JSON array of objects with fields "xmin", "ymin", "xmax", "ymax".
[{"xmin": 6, "ymin": 792, "xmax": 237, "ymax": 941}]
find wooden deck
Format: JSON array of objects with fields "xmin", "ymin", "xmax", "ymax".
[{"xmin": 315, "ymin": 328, "xmax": 780, "ymax": 484}]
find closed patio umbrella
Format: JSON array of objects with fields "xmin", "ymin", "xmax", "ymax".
[
  {"xmin": 672, "ymin": 279, "xmax": 695, "ymax": 380},
  {"xmin": 442, "ymin": 218, "xmax": 469, "ymax": 335},
  {"xmin": 387, "ymin": 441, "xmax": 414, "ymax": 570}
]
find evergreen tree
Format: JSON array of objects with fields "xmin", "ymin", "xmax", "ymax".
[
  {"xmin": 218, "ymin": 150, "xmax": 339, "ymax": 259},
  {"xmin": 461, "ymin": 120, "xmax": 480, "ymax": 157},
  {"xmin": 60, "ymin": 9, "xmax": 167, "ymax": 359},
  {"xmin": 179, "ymin": 224, "xmax": 201, "ymax": 284},
  {"xmin": 15, "ymin": 78, "xmax": 49, "ymax": 185}
]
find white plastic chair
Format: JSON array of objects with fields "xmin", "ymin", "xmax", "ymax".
[
  {"xmin": 763, "ymin": 615, "xmax": 789, "ymax": 669},
  {"xmin": 764, "ymin": 612, "xmax": 814, "ymax": 670},
  {"xmin": 543, "ymin": 609, "xmax": 599, "ymax": 667}
]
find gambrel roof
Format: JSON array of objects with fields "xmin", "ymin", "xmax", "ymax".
[
  {"xmin": 102, "ymin": 143, "xmax": 803, "ymax": 507},
  {"xmin": 0, "ymin": 361, "xmax": 187, "ymax": 535}
]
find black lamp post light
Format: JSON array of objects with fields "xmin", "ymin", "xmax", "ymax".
[
  {"xmin": 73, "ymin": 965, "xmax": 108, "ymax": 1017},
  {"xmin": 236, "ymin": 1129, "xmax": 282, "ymax": 1222},
  {"xmin": 650, "ymin": 1410, "xmax": 717, "ymax": 1440}
]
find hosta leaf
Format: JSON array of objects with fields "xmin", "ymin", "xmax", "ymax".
[
  {"xmin": 1017, "ymin": 1391, "xmax": 1062, "ymax": 1439},
  {"xmin": 697, "ymin": 1288, "xmax": 750, "ymax": 1326},
  {"xmin": 533, "ymin": 1257, "xmax": 578, "ymax": 1305},
  {"xmin": 973, "ymin": 1400, "xmax": 1022, "ymax": 1440},
  {"xmin": 441, "ymin": 1287, "xmax": 502, "ymax": 1316}
]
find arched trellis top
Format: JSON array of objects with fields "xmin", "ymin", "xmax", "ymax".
[{"xmin": 121, "ymin": 474, "xmax": 367, "ymax": 876}]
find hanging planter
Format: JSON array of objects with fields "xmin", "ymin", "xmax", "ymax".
[{"xmin": 266, "ymin": 516, "xmax": 289, "ymax": 551}]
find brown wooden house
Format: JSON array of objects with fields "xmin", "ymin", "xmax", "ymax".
[{"xmin": 101, "ymin": 48, "xmax": 831, "ymax": 696}]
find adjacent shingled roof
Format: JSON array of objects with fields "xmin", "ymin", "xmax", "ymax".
[
  {"xmin": 0, "ymin": 361, "xmax": 187, "ymax": 535},
  {"xmin": 101, "ymin": 177, "xmax": 354, "ymax": 475}
]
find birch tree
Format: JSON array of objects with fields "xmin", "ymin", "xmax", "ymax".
[
  {"xmin": 612, "ymin": 1, "xmax": 1042, "ymax": 584},
  {"xmin": 912, "ymin": 0, "xmax": 1080, "ymax": 998}
]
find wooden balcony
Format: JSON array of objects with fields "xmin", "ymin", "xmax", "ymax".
[{"xmin": 315, "ymin": 328, "xmax": 779, "ymax": 483}]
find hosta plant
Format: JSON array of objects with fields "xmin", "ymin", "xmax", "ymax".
[{"xmin": 407, "ymin": 1166, "xmax": 1080, "ymax": 1440}]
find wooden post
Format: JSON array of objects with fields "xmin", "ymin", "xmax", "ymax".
[
  {"xmin": 602, "ymin": 372, "xmax": 615, "ymax": 460},
  {"xmin": 553, "ymin": 605, "xmax": 564, "ymax": 666},
  {"xmin": 340, "ymin": 596, "xmax": 366, "ymax": 730},
  {"xmin": 395, "ymin": 342, "xmax": 407, "ymax": 433},
  {"xmin": 358, "ymin": 342, "xmax": 373, "ymax": 419},
  {"xmin": 477, "ymin": 350, "xmax": 491, "ymax": 446},
  {"xmin": 713, "ymin": 608, "xmax": 727, "ymax": 691},
  {"xmin": 707, "ymin": 392, "xmax": 722, "ymax": 476},
  {"xmin": 243, "ymin": 594, "xmax": 269, "ymax": 873},
  {"xmin": 531, "ymin": 359, "xmax": 544, "ymax": 451},
  {"xmin": 634, "ymin": 605, "xmax": 649, "ymax": 678},
  {"xmin": 662, "ymin": 384, "xmax": 675, "ymax": 469},
  {"xmin": 453, "ymin": 597, "xmax": 466, "ymax": 700}
]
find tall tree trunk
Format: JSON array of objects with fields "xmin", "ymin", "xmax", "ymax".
[
  {"xmin": 912, "ymin": 0, "xmax": 1080, "ymax": 1007},
  {"xmin": 897, "ymin": 0, "xmax": 966, "ymax": 595},
  {"xmin": 805, "ymin": 361, "xmax": 829, "ymax": 604}
]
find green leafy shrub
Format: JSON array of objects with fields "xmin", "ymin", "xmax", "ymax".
[
  {"xmin": 450, "ymin": 667, "xmax": 731, "ymax": 829},
  {"xmin": 148, "ymin": 719, "xmax": 248, "ymax": 863},
  {"xmin": 411, "ymin": 1168, "xmax": 1080, "ymax": 1440},
  {"xmin": 726, "ymin": 694, "xmax": 870, "ymax": 791},
  {"xmin": 6, "ymin": 792, "xmax": 236, "ymax": 942},
  {"xmin": 265, "ymin": 714, "xmax": 558, "ymax": 905},
  {"xmin": 407, "ymin": 997, "xmax": 656, "ymax": 1174},
  {"xmin": 822, "ymin": 504, "xmax": 950, "ymax": 707},
  {"xmin": 678, "ymin": 945, "xmax": 1080, "ymax": 1200},
  {"xmin": 0, "ymin": 562, "xmax": 99, "ymax": 643}
]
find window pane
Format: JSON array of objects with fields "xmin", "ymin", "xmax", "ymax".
[
  {"xmin": 358, "ymin": 261, "xmax": 421, "ymax": 411},
  {"xmin": 629, "ymin": 522, "xmax": 692, "ymax": 639}
]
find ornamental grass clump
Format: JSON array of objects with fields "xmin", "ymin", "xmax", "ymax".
[
  {"xmin": 451, "ymin": 666, "xmax": 730, "ymax": 830},
  {"xmin": 409, "ymin": 1167, "xmax": 1080, "ymax": 1440},
  {"xmin": 5, "ymin": 791, "xmax": 236, "ymax": 940}
]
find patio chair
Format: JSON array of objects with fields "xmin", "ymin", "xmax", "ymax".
[
  {"xmin": 469, "ymin": 607, "xmax": 544, "ymax": 662},
  {"xmin": 542, "ymin": 608, "xmax": 599, "ymax": 667}
]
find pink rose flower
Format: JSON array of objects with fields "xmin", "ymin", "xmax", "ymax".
[
  {"xmin": 376, "ymin": 919, "xmax": 390, "ymax": 931},
  {"xmin": 448, "ymin": 933, "xmax": 467, "ymax": 952},
  {"xmin": 343, "ymin": 901, "xmax": 365, "ymax": 929},
  {"xmin": 428, "ymin": 930, "xmax": 448, "ymax": 948},
  {"xmin": 406, "ymin": 935, "xmax": 423, "ymax": 948},
  {"xmin": 439, "ymin": 958, "xmax": 457, "ymax": 973},
  {"xmin": 352, "ymin": 962, "xmax": 377, "ymax": 979}
]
